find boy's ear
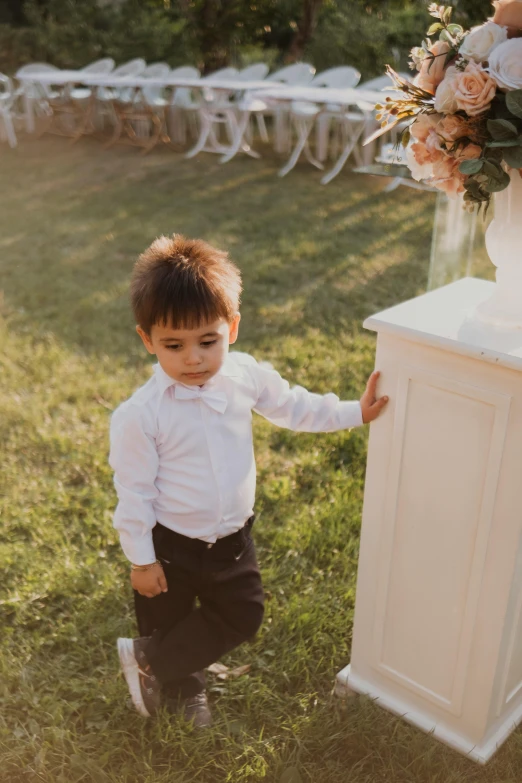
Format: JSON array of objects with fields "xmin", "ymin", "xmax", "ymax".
[
  {"xmin": 136, "ymin": 325, "xmax": 156, "ymax": 355},
  {"xmin": 228, "ymin": 313, "xmax": 241, "ymax": 345}
]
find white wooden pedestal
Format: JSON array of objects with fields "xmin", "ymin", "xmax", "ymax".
[{"xmin": 336, "ymin": 277, "xmax": 522, "ymax": 763}]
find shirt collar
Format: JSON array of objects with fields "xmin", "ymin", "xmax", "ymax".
[{"xmin": 153, "ymin": 353, "xmax": 241, "ymax": 396}]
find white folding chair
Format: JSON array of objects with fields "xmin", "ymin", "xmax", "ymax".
[
  {"xmin": 253, "ymin": 62, "xmax": 315, "ymax": 153},
  {"xmin": 69, "ymin": 58, "xmax": 116, "ymax": 102},
  {"xmin": 279, "ymin": 66, "xmax": 361, "ymax": 177},
  {"xmin": 108, "ymin": 63, "xmax": 172, "ymax": 152},
  {"xmin": 167, "ymin": 66, "xmax": 201, "ymax": 144},
  {"xmin": 14, "ymin": 63, "xmax": 60, "ymax": 133},
  {"xmin": 0, "ymin": 74, "xmax": 17, "ymax": 148},
  {"xmin": 190, "ymin": 63, "xmax": 270, "ymax": 157},
  {"xmin": 183, "ymin": 67, "xmax": 241, "ymax": 158}
]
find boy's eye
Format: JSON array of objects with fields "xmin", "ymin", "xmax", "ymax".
[
  {"xmin": 201, "ymin": 340, "xmax": 217, "ymax": 347},
  {"xmin": 165, "ymin": 345, "xmax": 181, "ymax": 351}
]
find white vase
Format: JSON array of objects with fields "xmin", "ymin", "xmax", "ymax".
[{"xmin": 475, "ymin": 170, "xmax": 522, "ymax": 328}]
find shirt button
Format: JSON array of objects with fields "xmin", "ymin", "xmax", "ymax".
[{"xmin": 207, "ymin": 543, "xmax": 213, "ymax": 549}]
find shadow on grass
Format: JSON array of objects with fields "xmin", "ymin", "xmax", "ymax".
[{"xmin": 1, "ymin": 137, "xmax": 435, "ymax": 362}]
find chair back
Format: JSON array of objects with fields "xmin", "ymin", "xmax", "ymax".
[
  {"xmin": 267, "ymin": 63, "xmax": 315, "ymax": 85},
  {"xmin": 80, "ymin": 58, "xmax": 115, "ymax": 75},
  {"xmin": 15, "ymin": 63, "xmax": 60, "ymax": 99},
  {"xmin": 113, "ymin": 58, "xmax": 146, "ymax": 78},
  {"xmin": 141, "ymin": 62, "xmax": 171, "ymax": 104},
  {"xmin": 358, "ymin": 74, "xmax": 403, "ymax": 101},
  {"xmin": 312, "ymin": 66, "xmax": 360, "ymax": 89},
  {"xmin": 237, "ymin": 63, "xmax": 269, "ymax": 81},
  {"xmin": 203, "ymin": 67, "xmax": 238, "ymax": 82},
  {"xmin": 170, "ymin": 66, "xmax": 201, "ymax": 107}
]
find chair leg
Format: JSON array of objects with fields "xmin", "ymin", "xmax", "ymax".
[
  {"xmin": 256, "ymin": 114, "xmax": 269, "ymax": 143},
  {"xmin": 2, "ymin": 113, "xmax": 17, "ymax": 148},
  {"xmin": 278, "ymin": 115, "xmax": 314, "ymax": 177},
  {"xmin": 320, "ymin": 119, "xmax": 366, "ymax": 185},
  {"xmin": 316, "ymin": 114, "xmax": 331, "ymax": 163}
]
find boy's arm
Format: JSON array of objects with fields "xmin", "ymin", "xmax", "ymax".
[
  {"xmin": 251, "ymin": 361, "xmax": 364, "ymax": 433},
  {"xmin": 109, "ymin": 404, "xmax": 159, "ymax": 566}
]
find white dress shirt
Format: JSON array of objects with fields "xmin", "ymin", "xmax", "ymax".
[{"xmin": 109, "ymin": 352, "xmax": 363, "ymax": 565}]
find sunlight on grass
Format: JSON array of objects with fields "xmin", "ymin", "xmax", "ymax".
[{"xmin": 1, "ymin": 137, "xmax": 517, "ymax": 782}]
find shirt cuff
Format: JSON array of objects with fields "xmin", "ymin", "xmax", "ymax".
[
  {"xmin": 119, "ymin": 531, "xmax": 157, "ymax": 566},
  {"xmin": 337, "ymin": 400, "xmax": 364, "ymax": 429}
]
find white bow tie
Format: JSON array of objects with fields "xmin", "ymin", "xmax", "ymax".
[{"xmin": 174, "ymin": 383, "xmax": 228, "ymax": 414}]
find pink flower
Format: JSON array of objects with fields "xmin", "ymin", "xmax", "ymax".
[
  {"xmin": 453, "ymin": 61, "xmax": 497, "ymax": 116},
  {"xmin": 493, "ymin": 0, "xmax": 522, "ymax": 35},
  {"xmin": 434, "ymin": 67, "xmax": 460, "ymax": 114},
  {"xmin": 410, "ymin": 112, "xmax": 443, "ymax": 143},
  {"xmin": 413, "ymin": 40, "xmax": 452, "ymax": 94},
  {"xmin": 431, "ymin": 155, "xmax": 465, "ymax": 196},
  {"xmin": 438, "ymin": 115, "xmax": 474, "ymax": 144},
  {"xmin": 455, "ymin": 143, "xmax": 483, "ymax": 161}
]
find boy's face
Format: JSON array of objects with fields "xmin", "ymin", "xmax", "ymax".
[{"xmin": 137, "ymin": 315, "xmax": 240, "ymax": 386}]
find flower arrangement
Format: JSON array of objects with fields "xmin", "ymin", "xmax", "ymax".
[{"xmin": 374, "ymin": 1, "xmax": 522, "ymax": 211}]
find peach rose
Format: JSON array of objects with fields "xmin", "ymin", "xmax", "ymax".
[
  {"xmin": 453, "ymin": 61, "xmax": 497, "ymax": 116},
  {"xmin": 414, "ymin": 40, "xmax": 452, "ymax": 94},
  {"xmin": 438, "ymin": 115, "xmax": 474, "ymax": 143},
  {"xmin": 410, "ymin": 112, "xmax": 443, "ymax": 143},
  {"xmin": 492, "ymin": 0, "xmax": 522, "ymax": 33},
  {"xmin": 431, "ymin": 155, "xmax": 466, "ymax": 196},
  {"xmin": 455, "ymin": 143, "xmax": 483, "ymax": 161}
]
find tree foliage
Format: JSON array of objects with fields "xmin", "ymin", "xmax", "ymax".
[{"xmin": 0, "ymin": 0, "xmax": 499, "ymax": 75}]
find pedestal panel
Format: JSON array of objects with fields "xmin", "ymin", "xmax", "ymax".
[{"xmin": 373, "ymin": 367, "xmax": 510, "ymax": 715}]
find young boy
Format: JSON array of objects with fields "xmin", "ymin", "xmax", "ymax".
[{"xmin": 110, "ymin": 234, "xmax": 388, "ymax": 727}]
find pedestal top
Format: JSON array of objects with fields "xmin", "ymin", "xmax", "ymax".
[{"xmin": 363, "ymin": 277, "xmax": 522, "ymax": 373}]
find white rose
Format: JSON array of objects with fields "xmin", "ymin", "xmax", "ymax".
[
  {"xmin": 434, "ymin": 67, "xmax": 460, "ymax": 113},
  {"xmin": 489, "ymin": 38, "xmax": 522, "ymax": 90},
  {"xmin": 459, "ymin": 22, "xmax": 508, "ymax": 63}
]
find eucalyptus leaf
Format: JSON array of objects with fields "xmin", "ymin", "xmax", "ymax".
[
  {"xmin": 486, "ymin": 139, "xmax": 521, "ymax": 148},
  {"xmin": 439, "ymin": 29, "xmax": 453, "ymax": 43},
  {"xmin": 482, "ymin": 159, "xmax": 502, "ymax": 177},
  {"xmin": 487, "ymin": 119, "xmax": 519, "ymax": 141},
  {"xmin": 506, "ymin": 90, "xmax": 522, "ymax": 120},
  {"xmin": 503, "ymin": 146, "xmax": 522, "ymax": 169},
  {"xmin": 486, "ymin": 169, "xmax": 511, "ymax": 192},
  {"xmin": 459, "ymin": 158, "xmax": 483, "ymax": 175},
  {"xmin": 427, "ymin": 22, "xmax": 443, "ymax": 34},
  {"xmin": 447, "ymin": 24, "xmax": 463, "ymax": 35}
]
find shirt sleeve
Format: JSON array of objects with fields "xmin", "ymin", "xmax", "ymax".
[
  {"xmin": 250, "ymin": 361, "xmax": 364, "ymax": 432},
  {"xmin": 109, "ymin": 402, "xmax": 159, "ymax": 565}
]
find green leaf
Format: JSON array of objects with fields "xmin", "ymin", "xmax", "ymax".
[
  {"xmin": 506, "ymin": 90, "xmax": 522, "ymax": 120},
  {"xmin": 487, "ymin": 119, "xmax": 519, "ymax": 141},
  {"xmin": 459, "ymin": 158, "xmax": 483, "ymax": 175},
  {"xmin": 447, "ymin": 24, "xmax": 463, "ymax": 35},
  {"xmin": 486, "ymin": 139, "xmax": 522, "ymax": 148},
  {"xmin": 439, "ymin": 29, "xmax": 453, "ymax": 43},
  {"xmin": 503, "ymin": 146, "xmax": 522, "ymax": 169},
  {"xmin": 482, "ymin": 159, "xmax": 502, "ymax": 177},
  {"xmin": 427, "ymin": 22, "xmax": 443, "ymax": 35},
  {"xmin": 487, "ymin": 169, "xmax": 511, "ymax": 192},
  {"xmin": 443, "ymin": 6, "xmax": 452, "ymax": 24}
]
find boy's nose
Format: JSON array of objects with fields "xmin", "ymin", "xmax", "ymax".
[{"xmin": 185, "ymin": 350, "xmax": 203, "ymax": 365}]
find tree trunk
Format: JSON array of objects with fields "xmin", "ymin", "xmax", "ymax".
[{"xmin": 287, "ymin": 0, "xmax": 324, "ymax": 62}]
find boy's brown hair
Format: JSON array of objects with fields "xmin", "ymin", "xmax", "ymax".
[{"xmin": 130, "ymin": 235, "xmax": 242, "ymax": 333}]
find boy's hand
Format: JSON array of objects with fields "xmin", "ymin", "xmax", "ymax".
[
  {"xmin": 130, "ymin": 563, "xmax": 168, "ymax": 598},
  {"xmin": 360, "ymin": 370, "xmax": 389, "ymax": 424}
]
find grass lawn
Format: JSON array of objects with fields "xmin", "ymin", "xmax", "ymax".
[{"xmin": 0, "ymin": 136, "xmax": 514, "ymax": 783}]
